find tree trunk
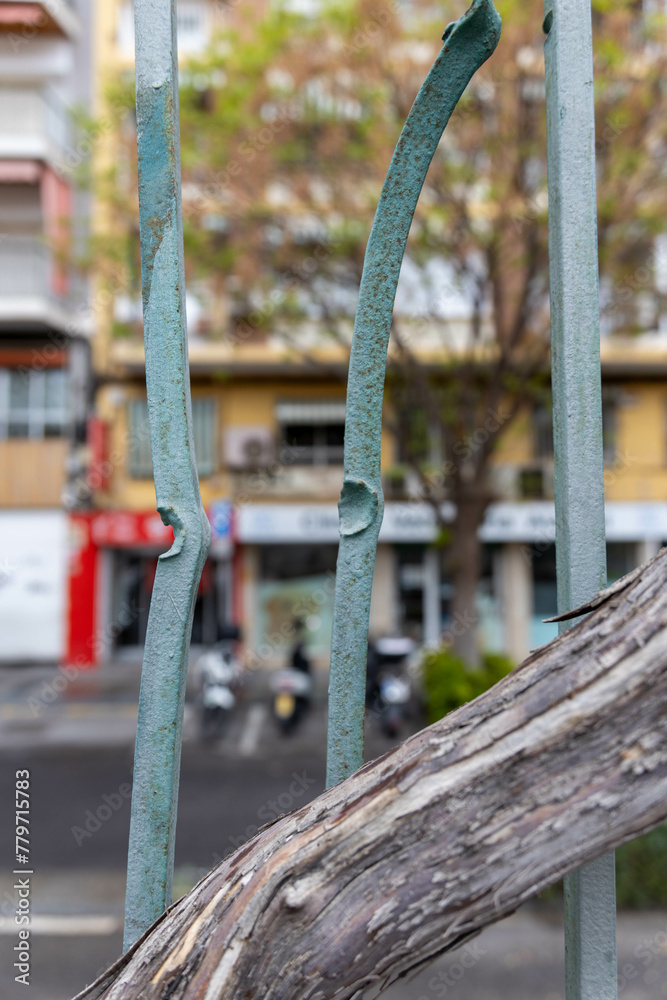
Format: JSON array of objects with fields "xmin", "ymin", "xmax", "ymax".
[
  {"xmin": 76, "ymin": 549, "xmax": 667, "ymax": 1000},
  {"xmin": 448, "ymin": 486, "xmax": 489, "ymax": 664}
]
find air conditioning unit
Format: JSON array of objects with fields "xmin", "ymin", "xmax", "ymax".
[{"xmin": 224, "ymin": 426, "xmax": 275, "ymax": 469}]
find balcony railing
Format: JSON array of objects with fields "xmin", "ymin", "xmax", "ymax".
[
  {"xmin": 0, "ymin": 0, "xmax": 81, "ymax": 40},
  {"xmin": 0, "ymin": 236, "xmax": 83, "ymax": 333},
  {"xmin": 0, "ymin": 237, "xmax": 53, "ymax": 298},
  {"xmin": 0, "ymin": 87, "xmax": 71, "ymax": 163}
]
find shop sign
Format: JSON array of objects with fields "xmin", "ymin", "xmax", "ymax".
[
  {"xmin": 209, "ymin": 500, "xmax": 233, "ymax": 555},
  {"xmin": 236, "ymin": 503, "xmax": 441, "ymax": 543},
  {"xmin": 480, "ymin": 501, "xmax": 667, "ymax": 542},
  {"xmin": 379, "ymin": 503, "xmax": 449, "ymax": 542},
  {"xmin": 237, "ymin": 500, "xmax": 667, "ymax": 544},
  {"xmin": 480, "ymin": 502, "xmax": 556, "ymax": 543},
  {"xmin": 605, "ymin": 502, "xmax": 667, "ymax": 541},
  {"xmin": 91, "ymin": 511, "xmax": 173, "ymax": 549},
  {"xmin": 91, "ymin": 504, "xmax": 236, "ymax": 553}
]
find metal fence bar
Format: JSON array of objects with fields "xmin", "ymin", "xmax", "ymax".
[
  {"xmin": 326, "ymin": 0, "xmax": 501, "ymax": 788},
  {"xmin": 543, "ymin": 0, "xmax": 618, "ymax": 998},
  {"xmin": 123, "ymin": 0, "xmax": 211, "ymax": 949}
]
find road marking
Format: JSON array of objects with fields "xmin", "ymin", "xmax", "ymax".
[
  {"xmin": 65, "ymin": 704, "xmax": 138, "ymax": 719},
  {"xmin": 0, "ymin": 915, "xmax": 121, "ymax": 935},
  {"xmin": 238, "ymin": 703, "xmax": 267, "ymax": 756},
  {"xmin": 0, "ymin": 704, "xmax": 138, "ymax": 720}
]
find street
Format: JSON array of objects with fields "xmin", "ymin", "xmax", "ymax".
[{"xmin": 1, "ymin": 678, "xmax": 667, "ymax": 1000}]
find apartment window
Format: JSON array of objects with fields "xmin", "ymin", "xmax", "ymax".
[
  {"xmin": 0, "ymin": 368, "xmax": 68, "ymax": 438},
  {"xmin": 128, "ymin": 397, "xmax": 217, "ymax": 478},
  {"xmin": 177, "ymin": 1, "xmax": 207, "ymax": 51},
  {"xmin": 276, "ymin": 400, "xmax": 345, "ymax": 465}
]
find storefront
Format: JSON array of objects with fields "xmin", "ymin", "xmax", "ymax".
[
  {"xmin": 236, "ymin": 500, "xmax": 667, "ymax": 667},
  {"xmin": 63, "ymin": 498, "xmax": 667, "ymax": 669},
  {"xmin": 65, "ymin": 502, "xmax": 233, "ymax": 666}
]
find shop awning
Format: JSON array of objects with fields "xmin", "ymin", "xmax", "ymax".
[{"xmin": 275, "ymin": 400, "xmax": 346, "ymax": 424}]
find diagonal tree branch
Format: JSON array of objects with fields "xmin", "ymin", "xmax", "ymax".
[{"xmin": 75, "ymin": 547, "xmax": 667, "ymax": 1000}]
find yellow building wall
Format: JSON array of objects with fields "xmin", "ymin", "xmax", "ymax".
[
  {"xmin": 605, "ymin": 383, "xmax": 667, "ymax": 501},
  {"xmin": 91, "ymin": 0, "xmax": 667, "ymax": 516},
  {"xmin": 96, "ymin": 373, "xmax": 667, "ymax": 511},
  {"xmin": 492, "ymin": 410, "xmax": 534, "ymax": 466},
  {"xmin": 97, "ymin": 378, "xmax": 397, "ymax": 510}
]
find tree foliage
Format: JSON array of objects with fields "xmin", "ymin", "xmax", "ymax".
[{"xmin": 96, "ymin": 0, "xmax": 667, "ymax": 659}]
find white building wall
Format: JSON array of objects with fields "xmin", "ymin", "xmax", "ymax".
[{"xmin": 0, "ymin": 510, "xmax": 67, "ymax": 661}]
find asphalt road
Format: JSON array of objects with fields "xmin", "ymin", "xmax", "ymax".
[
  {"xmin": 0, "ymin": 739, "xmax": 326, "ymax": 871},
  {"xmin": 2, "ymin": 701, "xmax": 667, "ymax": 1000}
]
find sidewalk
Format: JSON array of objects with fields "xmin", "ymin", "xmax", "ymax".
[
  {"xmin": 0, "ymin": 662, "xmax": 144, "ymax": 750},
  {"xmin": 0, "ymin": 661, "xmax": 417, "ymax": 757},
  {"xmin": 1, "ymin": 865, "xmax": 666, "ymax": 1000},
  {"xmin": 0, "ymin": 659, "xmax": 267, "ymax": 751}
]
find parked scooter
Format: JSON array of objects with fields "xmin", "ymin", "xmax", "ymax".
[
  {"xmin": 366, "ymin": 636, "xmax": 415, "ymax": 737},
  {"xmin": 195, "ymin": 627, "xmax": 243, "ymax": 742},
  {"xmin": 270, "ymin": 635, "xmax": 312, "ymax": 734}
]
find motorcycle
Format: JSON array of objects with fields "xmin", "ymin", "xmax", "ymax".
[
  {"xmin": 269, "ymin": 634, "xmax": 313, "ymax": 734},
  {"xmin": 195, "ymin": 633, "xmax": 243, "ymax": 742},
  {"xmin": 366, "ymin": 636, "xmax": 415, "ymax": 738},
  {"xmin": 270, "ymin": 667, "xmax": 312, "ymax": 734}
]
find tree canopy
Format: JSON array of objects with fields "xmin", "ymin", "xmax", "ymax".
[{"xmin": 94, "ymin": 0, "xmax": 667, "ymax": 659}]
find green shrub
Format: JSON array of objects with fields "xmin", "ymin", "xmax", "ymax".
[
  {"xmin": 615, "ymin": 824, "xmax": 667, "ymax": 908},
  {"xmin": 421, "ymin": 648, "xmax": 514, "ymax": 725},
  {"xmin": 538, "ymin": 826, "xmax": 667, "ymax": 909}
]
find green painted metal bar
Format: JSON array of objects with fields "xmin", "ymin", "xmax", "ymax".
[
  {"xmin": 543, "ymin": 1, "xmax": 617, "ymax": 998},
  {"xmin": 326, "ymin": 0, "xmax": 501, "ymax": 789},
  {"xmin": 123, "ymin": 0, "xmax": 211, "ymax": 949}
]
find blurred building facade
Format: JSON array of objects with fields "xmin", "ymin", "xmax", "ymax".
[
  {"xmin": 81, "ymin": 330, "xmax": 667, "ymax": 669},
  {"xmin": 0, "ymin": 0, "xmax": 93, "ymax": 661},
  {"xmin": 71, "ymin": 0, "xmax": 667, "ymax": 671},
  {"xmin": 3, "ymin": 0, "xmax": 667, "ymax": 669}
]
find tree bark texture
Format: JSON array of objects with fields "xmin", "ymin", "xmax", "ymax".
[{"xmin": 76, "ymin": 548, "xmax": 667, "ymax": 1000}]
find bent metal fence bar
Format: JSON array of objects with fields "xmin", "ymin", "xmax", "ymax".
[
  {"xmin": 124, "ymin": 0, "xmax": 618, "ymax": 997},
  {"xmin": 123, "ymin": 0, "xmax": 211, "ymax": 951}
]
